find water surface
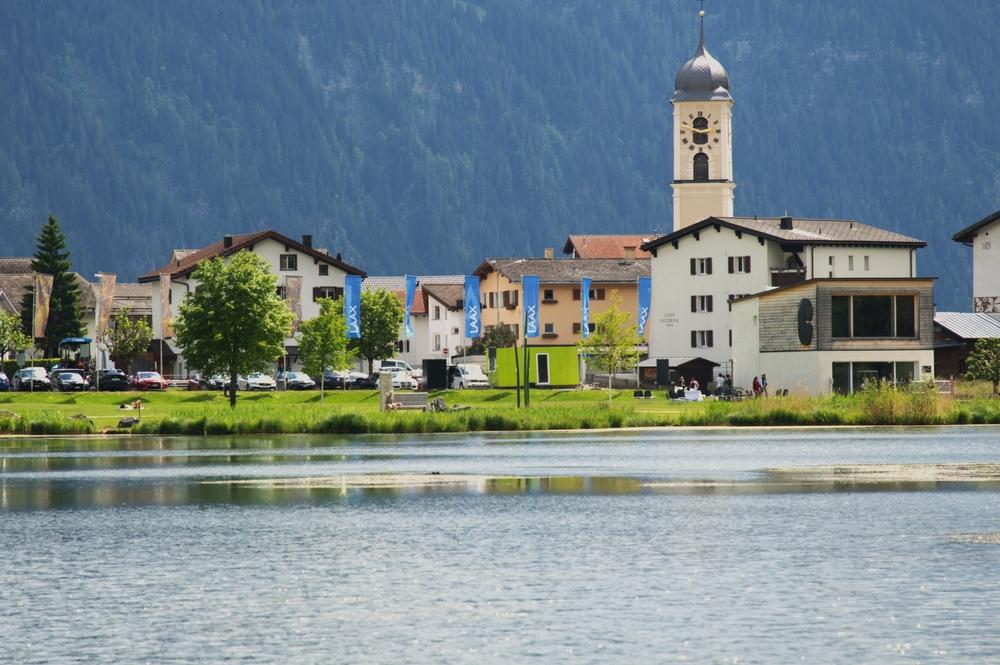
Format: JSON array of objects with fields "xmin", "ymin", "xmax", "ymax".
[{"xmin": 3, "ymin": 427, "xmax": 1000, "ymax": 662}]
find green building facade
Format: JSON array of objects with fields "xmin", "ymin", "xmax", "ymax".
[{"xmin": 493, "ymin": 345, "xmax": 580, "ymax": 388}]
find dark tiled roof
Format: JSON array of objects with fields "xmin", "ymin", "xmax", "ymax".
[
  {"xmin": 475, "ymin": 258, "xmax": 650, "ymax": 284},
  {"xmin": 562, "ymin": 235, "xmax": 655, "ymax": 259},
  {"xmin": 642, "ymin": 216, "xmax": 925, "ymax": 252},
  {"xmin": 421, "ymin": 283, "xmax": 465, "ymax": 310},
  {"xmin": 953, "ymin": 209, "xmax": 1000, "ymax": 244},
  {"xmin": 0, "ymin": 258, "xmax": 33, "ymax": 274},
  {"xmin": 138, "ymin": 229, "xmax": 364, "ymax": 282}
]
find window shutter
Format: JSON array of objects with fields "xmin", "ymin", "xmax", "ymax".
[
  {"xmin": 706, "ymin": 258, "xmax": 713, "ymax": 275},
  {"xmin": 728, "ymin": 257, "xmax": 734, "ymax": 274},
  {"xmin": 573, "ymin": 288, "xmax": 581, "ymax": 300},
  {"xmin": 690, "ymin": 258, "xmax": 696, "ymax": 275},
  {"xmin": 572, "ymin": 322, "xmax": 581, "ymax": 334},
  {"xmin": 707, "ymin": 330, "xmax": 714, "ymax": 347},
  {"xmin": 729, "ymin": 330, "xmax": 732, "ymax": 347},
  {"xmin": 597, "ymin": 289, "xmax": 606, "ymax": 300},
  {"xmin": 691, "ymin": 296, "xmax": 697, "ymax": 313},
  {"xmin": 691, "ymin": 331, "xmax": 697, "ymax": 348},
  {"xmin": 707, "ymin": 296, "xmax": 714, "ymax": 312},
  {"xmin": 502, "ymin": 291, "xmax": 510, "ymax": 307},
  {"xmin": 745, "ymin": 256, "xmax": 751, "ymax": 273},
  {"xmin": 512, "ymin": 290, "xmax": 519, "ymax": 306}
]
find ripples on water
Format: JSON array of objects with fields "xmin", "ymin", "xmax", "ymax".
[{"xmin": 3, "ymin": 427, "xmax": 1000, "ymax": 663}]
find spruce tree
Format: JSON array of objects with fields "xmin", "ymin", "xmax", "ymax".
[{"xmin": 20, "ymin": 215, "xmax": 84, "ymax": 357}]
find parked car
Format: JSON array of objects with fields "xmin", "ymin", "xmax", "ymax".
[
  {"xmin": 379, "ymin": 359, "xmax": 423, "ymax": 380},
  {"xmin": 390, "ymin": 369, "xmax": 418, "ymax": 391},
  {"xmin": 13, "ymin": 367, "xmax": 51, "ymax": 391},
  {"xmin": 350, "ymin": 372, "xmax": 378, "ymax": 390},
  {"xmin": 131, "ymin": 371, "xmax": 167, "ymax": 391},
  {"xmin": 0, "ymin": 371, "xmax": 10, "ymax": 391},
  {"xmin": 53, "ymin": 371, "xmax": 88, "ymax": 392},
  {"xmin": 314, "ymin": 368, "xmax": 349, "ymax": 389},
  {"xmin": 237, "ymin": 372, "xmax": 277, "ymax": 391},
  {"xmin": 450, "ymin": 363, "xmax": 490, "ymax": 389},
  {"xmin": 276, "ymin": 370, "xmax": 316, "ymax": 390},
  {"xmin": 92, "ymin": 369, "xmax": 130, "ymax": 391}
]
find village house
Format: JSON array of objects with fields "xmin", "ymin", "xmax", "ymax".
[
  {"xmin": 562, "ymin": 235, "xmax": 654, "ymax": 260},
  {"xmin": 138, "ymin": 230, "xmax": 364, "ymax": 376},
  {"xmin": 473, "ymin": 255, "xmax": 650, "ymax": 387},
  {"xmin": 952, "ymin": 208, "xmax": 1000, "ymax": 318}
]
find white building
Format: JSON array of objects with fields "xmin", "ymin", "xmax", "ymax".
[
  {"xmin": 731, "ymin": 277, "xmax": 936, "ymax": 395},
  {"xmin": 953, "ymin": 208, "xmax": 1000, "ymax": 318},
  {"xmin": 138, "ymin": 230, "xmax": 364, "ymax": 375},
  {"xmin": 640, "ymin": 8, "xmax": 927, "ymax": 380}
]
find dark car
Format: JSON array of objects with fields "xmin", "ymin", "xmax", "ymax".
[
  {"xmin": 0, "ymin": 371, "xmax": 10, "ymax": 391},
  {"xmin": 314, "ymin": 369, "xmax": 348, "ymax": 390},
  {"xmin": 53, "ymin": 371, "xmax": 88, "ymax": 392},
  {"xmin": 130, "ymin": 371, "xmax": 168, "ymax": 391},
  {"xmin": 277, "ymin": 371, "xmax": 316, "ymax": 390},
  {"xmin": 351, "ymin": 373, "xmax": 378, "ymax": 390},
  {"xmin": 93, "ymin": 369, "xmax": 130, "ymax": 391},
  {"xmin": 13, "ymin": 367, "xmax": 51, "ymax": 391}
]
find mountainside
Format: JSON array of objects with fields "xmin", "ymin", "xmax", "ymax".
[{"xmin": 1, "ymin": 1, "xmax": 998, "ymax": 309}]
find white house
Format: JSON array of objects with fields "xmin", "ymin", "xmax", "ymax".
[
  {"xmin": 640, "ymin": 8, "xmax": 927, "ymax": 379},
  {"xmin": 953, "ymin": 208, "xmax": 1000, "ymax": 318},
  {"xmin": 138, "ymin": 230, "xmax": 365, "ymax": 375}
]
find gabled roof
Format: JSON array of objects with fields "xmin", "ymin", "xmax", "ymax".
[
  {"xmin": 473, "ymin": 258, "xmax": 650, "ymax": 284},
  {"xmin": 0, "ymin": 258, "xmax": 33, "ymax": 274},
  {"xmin": 363, "ymin": 275, "xmax": 464, "ymax": 292},
  {"xmin": 953, "ymin": 209, "xmax": 1000, "ymax": 245},
  {"xmin": 641, "ymin": 216, "xmax": 925, "ymax": 253},
  {"xmin": 0, "ymin": 273, "xmax": 95, "ymax": 315},
  {"xmin": 389, "ymin": 288, "xmax": 427, "ymax": 316},
  {"xmin": 138, "ymin": 229, "xmax": 364, "ymax": 282},
  {"xmin": 562, "ymin": 235, "xmax": 654, "ymax": 259},
  {"xmin": 421, "ymin": 283, "xmax": 465, "ymax": 310},
  {"xmin": 934, "ymin": 312, "xmax": 1000, "ymax": 340}
]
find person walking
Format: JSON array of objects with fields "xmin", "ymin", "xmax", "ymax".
[
  {"xmin": 761, "ymin": 373, "xmax": 769, "ymax": 397},
  {"xmin": 752, "ymin": 375, "xmax": 762, "ymax": 397}
]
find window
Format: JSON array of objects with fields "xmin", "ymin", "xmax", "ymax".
[
  {"xmin": 690, "ymin": 257, "xmax": 713, "ymax": 275},
  {"xmin": 482, "ymin": 292, "xmax": 488, "ymax": 309},
  {"xmin": 543, "ymin": 289, "xmax": 555, "ymax": 302},
  {"xmin": 693, "ymin": 153, "xmax": 709, "ymax": 181},
  {"xmin": 848, "ymin": 256, "xmax": 854, "ymax": 272},
  {"xmin": 395, "ymin": 340, "xmax": 410, "ymax": 353},
  {"xmin": 433, "ymin": 334, "xmax": 441, "ymax": 351},
  {"xmin": 864, "ymin": 256, "xmax": 870, "ymax": 272},
  {"xmin": 690, "ymin": 295, "xmax": 714, "ymax": 312},
  {"xmin": 543, "ymin": 323, "xmax": 555, "ymax": 336},
  {"xmin": 572, "ymin": 322, "xmax": 597, "ymax": 334},
  {"xmin": 279, "ymin": 254, "xmax": 298, "ymax": 271},
  {"xmin": 831, "ymin": 295, "xmax": 917, "ymax": 339},
  {"xmin": 488, "ymin": 292, "xmax": 496, "ymax": 308},
  {"xmin": 433, "ymin": 305, "xmax": 441, "ymax": 320},
  {"xmin": 690, "ymin": 330, "xmax": 714, "ymax": 348},
  {"xmin": 727, "ymin": 256, "xmax": 751, "ymax": 274},
  {"xmin": 275, "ymin": 286, "xmax": 286, "ymax": 299},
  {"xmin": 312, "ymin": 286, "xmax": 343, "ymax": 302},
  {"xmin": 692, "ymin": 116, "xmax": 709, "ymax": 145},
  {"xmin": 318, "ymin": 264, "xmax": 329, "ymax": 276},
  {"xmin": 167, "ymin": 289, "xmax": 172, "ymax": 304}
]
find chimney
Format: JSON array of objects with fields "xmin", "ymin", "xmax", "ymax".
[
  {"xmin": 335, "ymin": 252, "xmax": 342, "ymax": 262},
  {"xmin": 302, "ymin": 234, "xmax": 313, "ymax": 248},
  {"xmin": 223, "ymin": 235, "xmax": 233, "ymax": 249},
  {"xmin": 544, "ymin": 248, "xmax": 554, "ymax": 259},
  {"xmin": 623, "ymin": 245, "xmax": 637, "ymax": 260},
  {"xmin": 779, "ymin": 216, "xmax": 794, "ymax": 230}
]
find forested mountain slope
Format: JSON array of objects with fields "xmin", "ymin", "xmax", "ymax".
[{"xmin": 1, "ymin": 1, "xmax": 997, "ymax": 309}]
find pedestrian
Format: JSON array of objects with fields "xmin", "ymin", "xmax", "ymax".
[
  {"xmin": 752, "ymin": 375, "xmax": 762, "ymax": 397},
  {"xmin": 689, "ymin": 377, "xmax": 700, "ymax": 391},
  {"xmin": 715, "ymin": 374, "xmax": 724, "ymax": 394},
  {"xmin": 761, "ymin": 373, "xmax": 769, "ymax": 397}
]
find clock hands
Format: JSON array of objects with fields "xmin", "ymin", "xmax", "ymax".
[{"xmin": 681, "ymin": 122, "xmax": 711, "ymax": 134}]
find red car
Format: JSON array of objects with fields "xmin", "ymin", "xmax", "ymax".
[{"xmin": 130, "ymin": 371, "xmax": 168, "ymax": 391}]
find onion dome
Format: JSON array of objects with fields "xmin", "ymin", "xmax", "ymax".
[{"xmin": 672, "ymin": 10, "xmax": 732, "ymax": 102}]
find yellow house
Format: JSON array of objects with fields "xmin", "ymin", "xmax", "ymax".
[{"xmin": 472, "ymin": 256, "xmax": 650, "ymax": 345}]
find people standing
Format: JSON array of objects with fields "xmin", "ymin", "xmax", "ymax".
[
  {"xmin": 761, "ymin": 373, "xmax": 769, "ymax": 397},
  {"xmin": 752, "ymin": 375, "xmax": 762, "ymax": 397}
]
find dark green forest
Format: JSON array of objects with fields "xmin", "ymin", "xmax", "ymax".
[{"xmin": 1, "ymin": 1, "xmax": 997, "ymax": 309}]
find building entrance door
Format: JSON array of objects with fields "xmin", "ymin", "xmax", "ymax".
[{"xmin": 536, "ymin": 353, "xmax": 550, "ymax": 385}]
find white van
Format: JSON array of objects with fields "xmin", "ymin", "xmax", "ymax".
[{"xmin": 450, "ymin": 363, "xmax": 489, "ymax": 389}]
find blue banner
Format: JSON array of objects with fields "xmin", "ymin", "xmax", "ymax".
[
  {"xmin": 523, "ymin": 275, "xmax": 540, "ymax": 338},
  {"xmin": 404, "ymin": 275, "xmax": 417, "ymax": 338},
  {"xmin": 344, "ymin": 275, "xmax": 362, "ymax": 339},
  {"xmin": 580, "ymin": 277, "xmax": 591, "ymax": 339},
  {"xmin": 464, "ymin": 275, "xmax": 481, "ymax": 339},
  {"xmin": 637, "ymin": 276, "xmax": 651, "ymax": 337}
]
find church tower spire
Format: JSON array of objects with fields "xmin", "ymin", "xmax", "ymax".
[{"xmin": 670, "ymin": 3, "xmax": 735, "ymax": 231}]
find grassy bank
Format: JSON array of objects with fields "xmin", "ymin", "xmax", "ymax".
[{"xmin": 1, "ymin": 384, "xmax": 999, "ymax": 436}]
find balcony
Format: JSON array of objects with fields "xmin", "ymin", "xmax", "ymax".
[{"xmin": 770, "ymin": 268, "xmax": 807, "ymax": 288}]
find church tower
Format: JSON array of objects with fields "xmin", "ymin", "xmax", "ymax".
[{"xmin": 671, "ymin": 7, "xmax": 735, "ymax": 232}]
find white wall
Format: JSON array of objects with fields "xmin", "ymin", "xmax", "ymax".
[
  {"xmin": 750, "ymin": 350, "xmax": 935, "ymax": 395},
  {"xmin": 671, "ymin": 99, "xmax": 735, "ymax": 232},
  {"xmin": 971, "ymin": 218, "xmax": 1000, "ymax": 313},
  {"xmin": 806, "ymin": 246, "xmax": 916, "ymax": 280}
]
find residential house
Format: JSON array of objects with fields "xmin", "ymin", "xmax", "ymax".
[
  {"xmin": 953, "ymin": 208, "xmax": 1000, "ymax": 317},
  {"xmin": 138, "ymin": 230, "xmax": 364, "ymax": 376},
  {"xmin": 562, "ymin": 236, "xmax": 655, "ymax": 260},
  {"xmin": 731, "ymin": 277, "xmax": 936, "ymax": 395},
  {"xmin": 472, "ymin": 256, "xmax": 650, "ymax": 387}
]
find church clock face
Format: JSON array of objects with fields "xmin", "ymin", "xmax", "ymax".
[{"xmin": 681, "ymin": 111, "xmax": 719, "ymax": 150}]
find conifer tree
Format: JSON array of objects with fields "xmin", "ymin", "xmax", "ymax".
[{"xmin": 20, "ymin": 215, "xmax": 84, "ymax": 357}]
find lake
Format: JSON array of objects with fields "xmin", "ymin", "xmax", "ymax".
[{"xmin": 3, "ymin": 427, "xmax": 1000, "ymax": 663}]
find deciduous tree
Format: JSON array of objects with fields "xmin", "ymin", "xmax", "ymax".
[
  {"xmin": 174, "ymin": 252, "xmax": 295, "ymax": 408},
  {"xmin": 0, "ymin": 311, "xmax": 32, "ymax": 360},
  {"xmin": 966, "ymin": 338, "xmax": 1000, "ymax": 395},
  {"xmin": 101, "ymin": 307, "xmax": 153, "ymax": 375},
  {"xmin": 578, "ymin": 292, "xmax": 642, "ymax": 395},
  {"xmin": 354, "ymin": 289, "xmax": 404, "ymax": 374},
  {"xmin": 19, "ymin": 215, "xmax": 84, "ymax": 356},
  {"xmin": 298, "ymin": 297, "xmax": 354, "ymax": 402}
]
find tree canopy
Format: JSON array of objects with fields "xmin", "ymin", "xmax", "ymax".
[
  {"xmin": 966, "ymin": 338, "xmax": 1000, "ymax": 395},
  {"xmin": 173, "ymin": 251, "xmax": 295, "ymax": 408},
  {"xmin": 298, "ymin": 296, "xmax": 354, "ymax": 402},
  {"xmin": 101, "ymin": 307, "xmax": 153, "ymax": 375},
  {"xmin": 355, "ymin": 289, "xmax": 404, "ymax": 374},
  {"xmin": 578, "ymin": 292, "xmax": 642, "ymax": 392},
  {"xmin": 0, "ymin": 311, "xmax": 32, "ymax": 360}
]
